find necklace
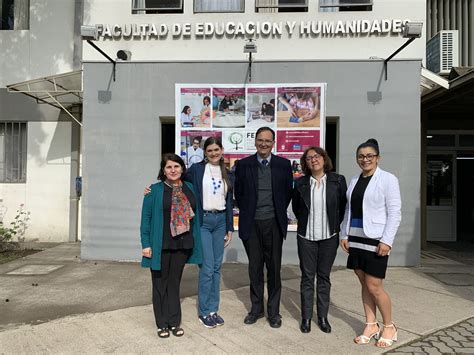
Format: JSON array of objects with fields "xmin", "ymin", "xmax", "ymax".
[{"xmin": 207, "ymin": 164, "xmax": 222, "ymax": 195}]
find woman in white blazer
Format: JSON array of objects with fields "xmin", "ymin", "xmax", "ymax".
[{"xmin": 340, "ymin": 139, "xmax": 401, "ymax": 349}]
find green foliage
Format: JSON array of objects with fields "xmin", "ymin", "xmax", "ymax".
[{"xmin": 0, "ymin": 205, "xmax": 30, "ymax": 252}]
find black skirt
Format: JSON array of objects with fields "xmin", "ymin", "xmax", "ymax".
[{"xmin": 347, "ymin": 235, "xmax": 389, "ymax": 279}]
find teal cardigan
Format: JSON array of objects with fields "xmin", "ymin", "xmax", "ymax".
[{"xmin": 140, "ymin": 181, "xmax": 203, "ymax": 270}]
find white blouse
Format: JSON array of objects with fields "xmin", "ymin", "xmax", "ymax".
[
  {"xmin": 302, "ymin": 175, "xmax": 332, "ymax": 241},
  {"xmin": 202, "ymin": 163, "xmax": 227, "ymax": 211}
]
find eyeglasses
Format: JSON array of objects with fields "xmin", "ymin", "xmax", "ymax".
[
  {"xmin": 357, "ymin": 154, "xmax": 378, "ymax": 161},
  {"xmin": 305, "ymin": 153, "xmax": 323, "ymax": 161},
  {"xmin": 256, "ymin": 139, "xmax": 274, "ymax": 145}
]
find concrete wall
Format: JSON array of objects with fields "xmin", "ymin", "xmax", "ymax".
[
  {"xmin": 0, "ymin": 90, "xmax": 76, "ymax": 242},
  {"xmin": 81, "ymin": 60, "xmax": 421, "ymax": 266},
  {"xmin": 0, "ymin": 120, "xmax": 72, "ymax": 242},
  {"xmin": 0, "ymin": 0, "xmax": 79, "ymax": 243},
  {"xmin": 83, "ymin": 0, "xmax": 426, "ymax": 62},
  {"xmin": 0, "ymin": 0, "xmax": 76, "ymax": 87}
]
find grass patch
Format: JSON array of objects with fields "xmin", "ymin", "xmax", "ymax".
[{"xmin": 0, "ymin": 249, "xmax": 41, "ymax": 265}]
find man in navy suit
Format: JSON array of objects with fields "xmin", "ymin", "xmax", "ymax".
[{"xmin": 234, "ymin": 126, "xmax": 293, "ymax": 328}]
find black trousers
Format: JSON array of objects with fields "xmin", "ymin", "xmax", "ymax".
[
  {"xmin": 297, "ymin": 235, "xmax": 338, "ymax": 319},
  {"xmin": 150, "ymin": 249, "xmax": 190, "ymax": 329},
  {"xmin": 243, "ymin": 218, "xmax": 283, "ymax": 318}
]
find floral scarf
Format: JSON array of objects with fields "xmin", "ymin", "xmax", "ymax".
[{"xmin": 169, "ymin": 181, "xmax": 195, "ymax": 237}]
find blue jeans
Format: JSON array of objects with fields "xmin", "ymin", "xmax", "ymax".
[{"xmin": 198, "ymin": 212, "xmax": 226, "ymax": 317}]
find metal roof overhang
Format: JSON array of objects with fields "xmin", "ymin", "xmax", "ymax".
[
  {"xmin": 420, "ymin": 67, "xmax": 449, "ymax": 97},
  {"xmin": 6, "ymin": 70, "xmax": 83, "ymax": 126}
]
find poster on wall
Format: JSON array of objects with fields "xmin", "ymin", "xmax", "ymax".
[{"xmin": 175, "ymin": 83, "xmax": 327, "ymax": 230}]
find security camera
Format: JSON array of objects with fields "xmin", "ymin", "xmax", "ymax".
[
  {"xmin": 81, "ymin": 25, "xmax": 98, "ymax": 40},
  {"xmin": 117, "ymin": 50, "xmax": 132, "ymax": 61}
]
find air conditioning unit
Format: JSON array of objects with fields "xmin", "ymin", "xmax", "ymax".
[{"xmin": 426, "ymin": 30, "xmax": 459, "ymax": 75}]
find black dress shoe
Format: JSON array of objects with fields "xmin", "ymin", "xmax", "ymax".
[
  {"xmin": 317, "ymin": 317, "xmax": 332, "ymax": 333},
  {"xmin": 268, "ymin": 315, "xmax": 282, "ymax": 328},
  {"xmin": 300, "ymin": 319, "xmax": 311, "ymax": 333},
  {"xmin": 244, "ymin": 313, "xmax": 264, "ymax": 325}
]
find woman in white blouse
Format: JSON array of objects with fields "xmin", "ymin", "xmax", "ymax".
[
  {"xmin": 340, "ymin": 138, "xmax": 401, "ymax": 349},
  {"xmin": 185, "ymin": 137, "xmax": 234, "ymax": 329},
  {"xmin": 292, "ymin": 146, "xmax": 347, "ymax": 334}
]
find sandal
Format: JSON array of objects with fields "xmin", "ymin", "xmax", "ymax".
[
  {"xmin": 375, "ymin": 323, "xmax": 398, "ymax": 348},
  {"xmin": 171, "ymin": 326, "xmax": 184, "ymax": 337},
  {"xmin": 354, "ymin": 322, "xmax": 380, "ymax": 345},
  {"xmin": 157, "ymin": 328, "xmax": 170, "ymax": 338}
]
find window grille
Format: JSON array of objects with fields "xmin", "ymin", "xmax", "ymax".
[{"xmin": 0, "ymin": 122, "xmax": 27, "ymax": 183}]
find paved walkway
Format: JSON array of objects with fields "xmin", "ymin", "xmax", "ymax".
[
  {"xmin": 388, "ymin": 317, "xmax": 474, "ymax": 354},
  {"xmin": 0, "ymin": 243, "xmax": 473, "ymax": 353}
]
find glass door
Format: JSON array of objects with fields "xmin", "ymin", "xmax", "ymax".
[{"xmin": 426, "ymin": 152, "xmax": 456, "ymax": 241}]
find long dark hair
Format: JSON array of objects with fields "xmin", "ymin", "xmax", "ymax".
[
  {"xmin": 203, "ymin": 137, "xmax": 232, "ymax": 193},
  {"xmin": 181, "ymin": 105, "xmax": 190, "ymax": 114},
  {"xmin": 158, "ymin": 153, "xmax": 186, "ymax": 181}
]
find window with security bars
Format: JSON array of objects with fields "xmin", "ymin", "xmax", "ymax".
[
  {"xmin": 195, "ymin": 0, "xmax": 244, "ymax": 13},
  {"xmin": 256, "ymin": 0, "xmax": 308, "ymax": 13},
  {"xmin": 0, "ymin": 0, "xmax": 29, "ymax": 30},
  {"xmin": 319, "ymin": 0, "xmax": 372, "ymax": 12},
  {"xmin": 132, "ymin": 0, "xmax": 183, "ymax": 14},
  {"xmin": 0, "ymin": 122, "xmax": 27, "ymax": 183}
]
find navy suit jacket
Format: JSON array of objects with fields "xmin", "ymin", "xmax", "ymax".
[
  {"xmin": 234, "ymin": 153, "xmax": 293, "ymax": 241},
  {"xmin": 185, "ymin": 161, "xmax": 234, "ymax": 233}
]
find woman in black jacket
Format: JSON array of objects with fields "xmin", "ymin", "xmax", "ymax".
[{"xmin": 292, "ymin": 146, "xmax": 347, "ymax": 334}]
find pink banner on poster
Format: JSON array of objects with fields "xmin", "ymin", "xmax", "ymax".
[
  {"xmin": 277, "ymin": 86, "xmax": 321, "ymax": 94},
  {"xmin": 180, "ymin": 88, "xmax": 210, "ymax": 94},
  {"xmin": 213, "ymin": 88, "xmax": 245, "ymax": 96},
  {"xmin": 181, "ymin": 130, "xmax": 221, "ymax": 138},
  {"xmin": 247, "ymin": 87, "xmax": 275, "ymax": 94},
  {"xmin": 277, "ymin": 130, "xmax": 320, "ymax": 153}
]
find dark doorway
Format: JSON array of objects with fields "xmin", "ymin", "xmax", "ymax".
[
  {"xmin": 325, "ymin": 121, "xmax": 337, "ymax": 171},
  {"xmin": 457, "ymin": 153, "xmax": 474, "ymax": 242},
  {"xmin": 161, "ymin": 122, "xmax": 175, "ymax": 155}
]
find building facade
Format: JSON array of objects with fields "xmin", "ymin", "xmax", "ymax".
[
  {"xmin": 80, "ymin": 0, "xmax": 426, "ymax": 265},
  {"xmin": 0, "ymin": 0, "xmax": 81, "ymax": 243},
  {"xmin": 422, "ymin": 0, "xmax": 474, "ymax": 246},
  {"xmin": 3, "ymin": 1, "xmax": 442, "ymax": 265}
]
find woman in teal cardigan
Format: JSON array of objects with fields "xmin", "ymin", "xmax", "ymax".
[{"xmin": 140, "ymin": 153, "xmax": 202, "ymax": 338}]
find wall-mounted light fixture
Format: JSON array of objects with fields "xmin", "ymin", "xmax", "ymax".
[
  {"xmin": 384, "ymin": 21, "xmax": 423, "ymax": 80},
  {"xmin": 81, "ymin": 25, "xmax": 117, "ymax": 81},
  {"xmin": 117, "ymin": 50, "xmax": 132, "ymax": 61},
  {"xmin": 243, "ymin": 39, "xmax": 257, "ymax": 82}
]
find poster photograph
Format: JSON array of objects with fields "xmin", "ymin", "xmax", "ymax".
[
  {"xmin": 180, "ymin": 130, "xmax": 221, "ymax": 167},
  {"xmin": 176, "ymin": 83, "xmax": 327, "ymax": 230},
  {"xmin": 179, "ymin": 87, "xmax": 212, "ymax": 128},
  {"xmin": 277, "ymin": 86, "xmax": 321, "ymax": 129},
  {"xmin": 246, "ymin": 87, "xmax": 276, "ymax": 130},
  {"xmin": 280, "ymin": 153, "xmax": 305, "ymax": 179},
  {"xmin": 212, "ymin": 87, "xmax": 246, "ymax": 128}
]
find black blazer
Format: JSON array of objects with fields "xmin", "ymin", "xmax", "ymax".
[
  {"xmin": 292, "ymin": 172, "xmax": 347, "ymax": 238},
  {"xmin": 234, "ymin": 153, "xmax": 293, "ymax": 241}
]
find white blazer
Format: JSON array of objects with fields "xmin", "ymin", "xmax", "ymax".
[{"xmin": 340, "ymin": 167, "xmax": 401, "ymax": 247}]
